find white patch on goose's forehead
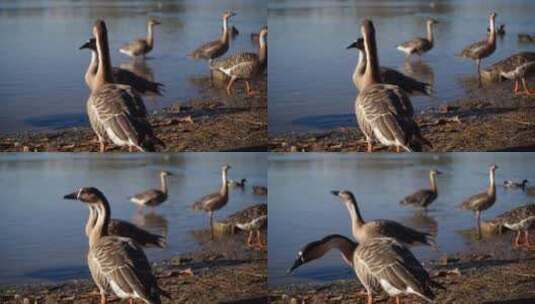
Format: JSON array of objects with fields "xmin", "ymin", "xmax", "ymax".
[{"xmin": 298, "ymin": 251, "xmax": 303, "ymax": 256}]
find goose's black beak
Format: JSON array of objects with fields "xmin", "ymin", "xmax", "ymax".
[
  {"xmin": 346, "ymin": 41, "xmax": 358, "ymax": 49},
  {"xmin": 79, "ymin": 41, "xmax": 91, "ymax": 50},
  {"xmin": 63, "ymin": 192, "xmax": 78, "ymax": 200},
  {"xmin": 288, "ymin": 257, "xmax": 303, "ymax": 274},
  {"xmin": 330, "ymin": 190, "xmax": 340, "ymax": 196}
]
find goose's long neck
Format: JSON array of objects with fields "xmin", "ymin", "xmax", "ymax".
[
  {"xmin": 488, "ymin": 17, "xmax": 496, "ymax": 45},
  {"xmin": 147, "ymin": 24, "xmax": 154, "ymax": 48},
  {"xmin": 85, "ymin": 50, "xmax": 98, "ymax": 90},
  {"xmin": 353, "ymin": 48, "xmax": 367, "ymax": 89},
  {"xmin": 94, "ymin": 31, "xmax": 114, "ymax": 90},
  {"xmin": 362, "ymin": 29, "xmax": 381, "ymax": 88},
  {"xmin": 89, "ymin": 198, "xmax": 110, "ymax": 247},
  {"xmin": 221, "ymin": 18, "xmax": 230, "ymax": 43},
  {"xmin": 258, "ymin": 33, "xmax": 267, "ymax": 64},
  {"xmin": 160, "ymin": 174, "xmax": 168, "ymax": 194},
  {"xmin": 344, "ymin": 199, "xmax": 365, "ymax": 238},
  {"xmin": 488, "ymin": 169, "xmax": 496, "ymax": 196},
  {"xmin": 430, "ymin": 173, "xmax": 438, "ymax": 194},
  {"xmin": 427, "ymin": 23, "xmax": 434, "ymax": 44},
  {"xmin": 85, "ymin": 205, "xmax": 97, "ymax": 238},
  {"xmin": 220, "ymin": 169, "xmax": 229, "ymax": 196},
  {"xmin": 316, "ymin": 236, "xmax": 357, "ymax": 267}
]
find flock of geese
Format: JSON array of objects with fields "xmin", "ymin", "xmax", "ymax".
[
  {"xmin": 80, "ymin": 12, "xmax": 267, "ymax": 152},
  {"xmin": 289, "ymin": 164, "xmax": 535, "ymax": 304},
  {"xmin": 350, "ymin": 13, "xmax": 535, "ymax": 152},
  {"xmin": 61, "ymin": 165, "xmax": 266, "ymax": 304}
]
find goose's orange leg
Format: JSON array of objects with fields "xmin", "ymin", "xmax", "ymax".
[{"xmin": 521, "ymin": 78, "xmax": 535, "ymax": 96}]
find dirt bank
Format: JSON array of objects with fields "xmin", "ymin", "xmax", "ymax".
[
  {"xmin": 0, "ymin": 78, "xmax": 267, "ymax": 152},
  {"xmin": 270, "ymin": 79, "xmax": 535, "ymax": 152},
  {"xmin": 269, "ymin": 229, "xmax": 535, "ymax": 304},
  {"xmin": 0, "ymin": 204, "xmax": 268, "ymax": 304}
]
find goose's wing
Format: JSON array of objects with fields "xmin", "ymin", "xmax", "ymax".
[
  {"xmin": 381, "ymin": 67, "xmax": 432, "ymax": 95},
  {"xmin": 191, "ymin": 40, "xmax": 224, "ymax": 59},
  {"xmin": 120, "ymin": 39, "xmax": 147, "ymax": 55},
  {"xmin": 109, "ymin": 219, "xmax": 166, "ymax": 248},
  {"xmin": 130, "ymin": 189, "xmax": 164, "ymax": 205},
  {"xmin": 192, "ymin": 192, "xmax": 221, "ymax": 211},
  {"xmin": 460, "ymin": 191, "xmax": 488, "ymax": 210},
  {"xmin": 113, "ymin": 68, "xmax": 164, "ymax": 96},
  {"xmin": 373, "ymin": 220, "xmax": 435, "ymax": 247},
  {"xmin": 211, "ymin": 53, "xmax": 259, "ymax": 77},
  {"xmin": 400, "ymin": 189, "xmax": 434, "ymax": 206},
  {"xmin": 459, "ymin": 40, "xmax": 487, "ymax": 59},
  {"xmin": 92, "ymin": 237, "xmax": 162, "ymax": 302},
  {"xmin": 399, "ymin": 37, "xmax": 427, "ymax": 51}
]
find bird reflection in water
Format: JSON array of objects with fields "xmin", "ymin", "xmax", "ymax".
[
  {"xmin": 132, "ymin": 211, "xmax": 169, "ymax": 240},
  {"xmin": 401, "ymin": 60, "xmax": 435, "ymax": 87},
  {"xmin": 402, "ymin": 210, "xmax": 439, "ymax": 236}
]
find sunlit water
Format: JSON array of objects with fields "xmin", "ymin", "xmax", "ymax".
[
  {"xmin": 268, "ymin": 0, "xmax": 535, "ymax": 134},
  {"xmin": 0, "ymin": 0, "xmax": 266, "ymax": 133},
  {"xmin": 0, "ymin": 152, "xmax": 267, "ymax": 285},
  {"xmin": 268, "ymin": 152, "xmax": 535, "ymax": 287}
]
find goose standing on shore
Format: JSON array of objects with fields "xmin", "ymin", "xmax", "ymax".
[
  {"xmin": 491, "ymin": 52, "xmax": 535, "ymax": 96},
  {"xmin": 87, "ymin": 20, "xmax": 164, "ymax": 152},
  {"xmin": 355, "ymin": 20, "xmax": 431, "ymax": 152},
  {"xmin": 459, "ymin": 12, "xmax": 498, "ymax": 87},
  {"xmin": 129, "ymin": 171, "xmax": 173, "ymax": 210},
  {"xmin": 119, "ymin": 19, "xmax": 160, "ymax": 58},
  {"xmin": 460, "ymin": 164, "xmax": 498, "ymax": 238},
  {"xmin": 190, "ymin": 11, "xmax": 236, "ymax": 63},
  {"xmin": 64, "ymin": 187, "xmax": 170, "ymax": 304},
  {"xmin": 235, "ymin": 214, "xmax": 267, "ymax": 249},
  {"xmin": 331, "ymin": 190, "xmax": 436, "ymax": 248},
  {"xmin": 210, "ymin": 26, "xmax": 268, "ymax": 96},
  {"xmin": 491, "ymin": 204, "xmax": 535, "ymax": 250},
  {"xmin": 289, "ymin": 235, "xmax": 443, "ymax": 304},
  {"xmin": 192, "ymin": 165, "xmax": 231, "ymax": 239},
  {"xmin": 80, "ymin": 38, "xmax": 164, "ymax": 95},
  {"xmin": 397, "ymin": 18, "xmax": 439, "ymax": 59},
  {"xmin": 400, "ymin": 169, "xmax": 442, "ymax": 210},
  {"xmin": 347, "ymin": 37, "xmax": 432, "ymax": 95}
]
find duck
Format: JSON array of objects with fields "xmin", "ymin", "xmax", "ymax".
[
  {"xmin": 459, "ymin": 12, "xmax": 498, "ymax": 87},
  {"xmin": 228, "ymin": 178, "xmax": 247, "ymax": 189},
  {"xmin": 210, "ymin": 26, "xmax": 268, "ymax": 96},
  {"xmin": 492, "ymin": 52, "xmax": 535, "ymax": 96},
  {"xmin": 63, "ymin": 187, "xmax": 170, "ymax": 304},
  {"xmin": 129, "ymin": 171, "xmax": 173, "ymax": 210},
  {"xmin": 347, "ymin": 37, "xmax": 432, "ymax": 95},
  {"xmin": 490, "ymin": 204, "xmax": 535, "ymax": 250},
  {"xmin": 86, "ymin": 20, "xmax": 164, "ymax": 152},
  {"xmin": 331, "ymin": 190, "xmax": 436, "ymax": 248},
  {"xmin": 85, "ymin": 204, "xmax": 166, "ymax": 248},
  {"xmin": 80, "ymin": 38, "xmax": 164, "ymax": 96},
  {"xmin": 400, "ymin": 169, "xmax": 442, "ymax": 210},
  {"xmin": 235, "ymin": 214, "xmax": 267, "ymax": 249},
  {"xmin": 397, "ymin": 18, "xmax": 439, "ymax": 59},
  {"xmin": 192, "ymin": 165, "xmax": 231, "ymax": 239},
  {"xmin": 288, "ymin": 235, "xmax": 443, "ymax": 304},
  {"xmin": 119, "ymin": 19, "xmax": 160, "ymax": 58},
  {"xmin": 503, "ymin": 179, "xmax": 529, "ymax": 190},
  {"xmin": 253, "ymin": 185, "xmax": 267, "ymax": 196},
  {"xmin": 460, "ymin": 164, "xmax": 498, "ymax": 238},
  {"xmin": 488, "ymin": 24, "xmax": 505, "ymax": 36},
  {"xmin": 355, "ymin": 19, "xmax": 431, "ymax": 152},
  {"xmin": 190, "ymin": 11, "xmax": 236, "ymax": 63},
  {"xmin": 518, "ymin": 33, "xmax": 535, "ymax": 43}
]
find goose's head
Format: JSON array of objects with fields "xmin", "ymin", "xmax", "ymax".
[
  {"xmin": 79, "ymin": 38, "xmax": 96, "ymax": 51},
  {"xmin": 223, "ymin": 11, "xmax": 237, "ymax": 20},
  {"xmin": 490, "ymin": 12, "xmax": 497, "ymax": 21},
  {"xmin": 64, "ymin": 187, "xmax": 105, "ymax": 205},
  {"xmin": 490, "ymin": 164, "xmax": 498, "ymax": 172},
  {"xmin": 149, "ymin": 19, "xmax": 161, "ymax": 27},
  {"xmin": 92, "ymin": 19, "xmax": 108, "ymax": 41},
  {"xmin": 161, "ymin": 171, "xmax": 173, "ymax": 177},
  {"xmin": 346, "ymin": 37, "xmax": 364, "ymax": 50},
  {"xmin": 330, "ymin": 190, "xmax": 357, "ymax": 205},
  {"xmin": 427, "ymin": 18, "xmax": 439, "ymax": 26},
  {"xmin": 430, "ymin": 169, "xmax": 443, "ymax": 176},
  {"xmin": 222, "ymin": 164, "xmax": 231, "ymax": 172}
]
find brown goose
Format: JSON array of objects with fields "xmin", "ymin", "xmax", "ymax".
[
  {"xmin": 400, "ymin": 169, "xmax": 442, "ymax": 210},
  {"xmin": 192, "ymin": 165, "xmax": 231, "ymax": 239},
  {"xmin": 491, "ymin": 52, "xmax": 535, "ymax": 96},
  {"xmin": 64, "ymin": 187, "xmax": 170, "ymax": 304},
  {"xmin": 80, "ymin": 38, "xmax": 164, "ymax": 96},
  {"xmin": 460, "ymin": 164, "xmax": 498, "ymax": 238},
  {"xmin": 397, "ymin": 18, "xmax": 439, "ymax": 59},
  {"xmin": 459, "ymin": 12, "xmax": 498, "ymax": 87},
  {"xmin": 331, "ymin": 190, "xmax": 436, "ymax": 248},
  {"xmin": 490, "ymin": 204, "xmax": 535, "ymax": 249},
  {"xmin": 347, "ymin": 37, "xmax": 432, "ymax": 95},
  {"xmin": 355, "ymin": 20, "xmax": 431, "ymax": 152},
  {"xmin": 119, "ymin": 19, "xmax": 160, "ymax": 58},
  {"xmin": 129, "ymin": 171, "xmax": 172, "ymax": 209},
  {"xmin": 289, "ymin": 235, "xmax": 443, "ymax": 304},
  {"xmin": 190, "ymin": 11, "xmax": 236, "ymax": 63},
  {"xmin": 86, "ymin": 205, "xmax": 166, "ymax": 248},
  {"xmin": 235, "ymin": 214, "xmax": 267, "ymax": 249},
  {"xmin": 87, "ymin": 20, "xmax": 164, "ymax": 152},
  {"xmin": 210, "ymin": 26, "xmax": 268, "ymax": 96}
]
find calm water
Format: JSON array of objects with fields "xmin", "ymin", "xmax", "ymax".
[
  {"xmin": 268, "ymin": 153, "xmax": 535, "ymax": 287},
  {"xmin": 0, "ymin": 153, "xmax": 267, "ymax": 285},
  {"xmin": 268, "ymin": 0, "xmax": 535, "ymax": 134},
  {"xmin": 0, "ymin": 0, "xmax": 266, "ymax": 133}
]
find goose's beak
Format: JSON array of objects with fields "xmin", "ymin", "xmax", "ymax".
[
  {"xmin": 288, "ymin": 257, "xmax": 303, "ymax": 274},
  {"xmin": 79, "ymin": 41, "xmax": 91, "ymax": 50},
  {"xmin": 63, "ymin": 192, "xmax": 78, "ymax": 200},
  {"xmin": 330, "ymin": 190, "xmax": 340, "ymax": 196},
  {"xmin": 346, "ymin": 41, "xmax": 358, "ymax": 49}
]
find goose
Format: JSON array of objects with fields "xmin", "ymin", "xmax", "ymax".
[
  {"xmin": 80, "ymin": 38, "xmax": 164, "ymax": 96},
  {"xmin": 288, "ymin": 235, "xmax": 443, "ymax": 304},
  {"xmin": 252, "ymin": 185, "xmax": 267, "ymax": 196},
  {"xmin": 331, "ymin": 190, "xmax": 436, "ymax": 248},
  {"xmin": 491, "ymin": 204, "xmax": 535, "ymax": 249},
  {"xmin": 228, "ymin": 178, "xmax": 247, "ymax": 189},
  {"xmin": 86, "ymin": 205, "xmax": 166, "ymax": 248},
  {"xmin": 63, "ymin": 187, "xmax": 170, "ymax": 304},
  {"xmin": 460, "ymin": 164, "xmax": 498, "ymax": 238},
  {"xmin": 129, "ymin": 171, "xmax": 173, "ymax": 209},
  {"xmin": 503, "ymin": 179, "xmax": 529, "ymax": 190},
  {"xmin": 235, "ymin": 215, "xmax": 267, "ymax": 248},
  {"xmin": 397, "ymin": 18, "xmax": 439, "ymax": 59},
  {"xmin": 355, "ymin": 19, "xmax": 431, "ymax": 152},
  {"xmin": 192, "ymin": 165, "xmax": 231, "ymax": 239},
  {"xmin": 400, "ymin": 169, "xmax": 442, "ymax": 210},
  {"xmin": 87, "ymin": 20, "xmax": 164, "ymax": 152},
  {"xmin": 492, "ymin": 52, "xmax": 535, "ymax": 96},
  {"xmin": 518, "ymin": 33, "xmax": 535, "ymax": 43},
  {"xmin": 210, "ymin": 26, "xmax": 268, "ymax": 96},
  {"xmin": 190, "ymin": 11, "xmax": 236, "ymax": 63},
  {"xmin": 119, "ymin": 19, "xmax": 161, "ymax": 58},
  {"xmin": 347, "ymin": 37, "xmax": 432, "ymax": 95},
  {"xmin": 459, "ymin": 12, "xmax": 498, "ymax": 87}
]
